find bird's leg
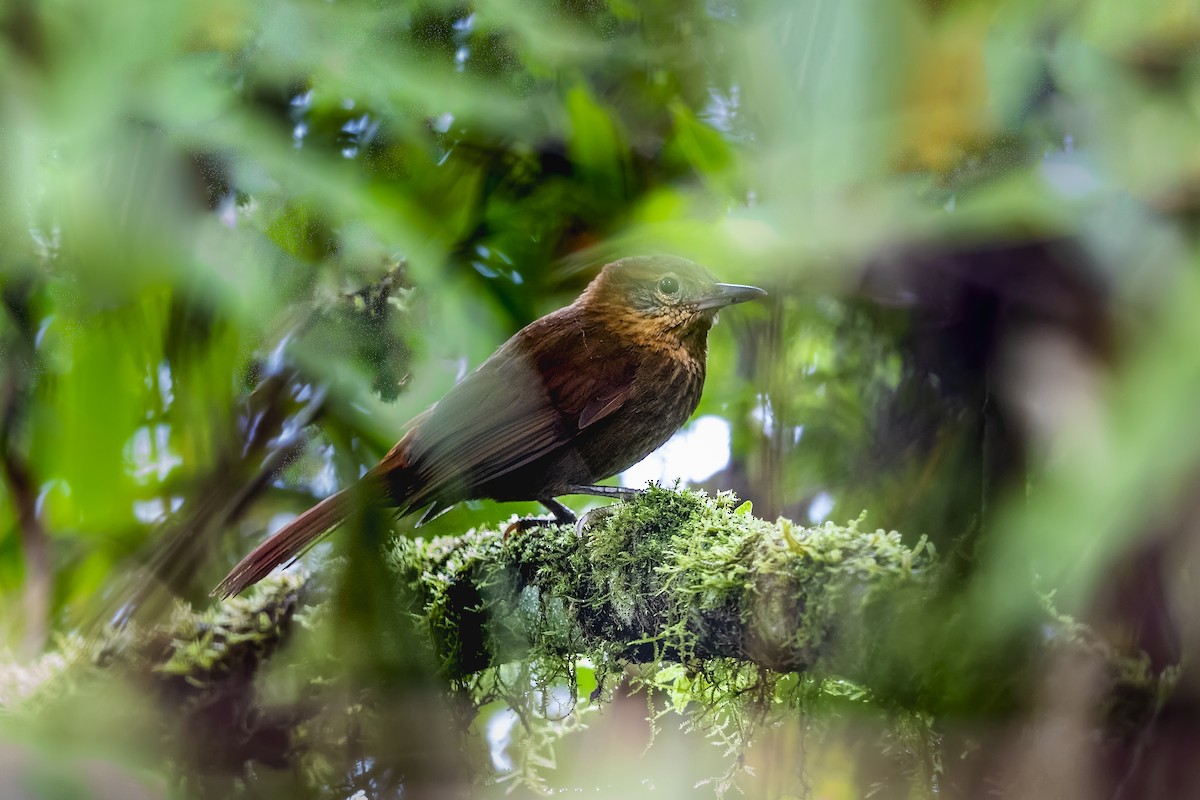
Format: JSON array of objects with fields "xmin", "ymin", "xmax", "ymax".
[
  {"xmin": 541, "ymin": 497, "xmax": 578, "ymax": 524},
  {"xmin": 564, "ymin": 485, "xmax": 645, "ymax": 538},
  {"xmin": 502, "ymin": 497, "xmax": 576, "ymax": 540},
  {"xmin": 501, "ymin": 490, "xmax": 641, "ymax": 540}
]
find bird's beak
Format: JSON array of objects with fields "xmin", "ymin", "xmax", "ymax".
[{"xmin": 695, "ymin": 282, "xmax": 768, "ymax": 311}]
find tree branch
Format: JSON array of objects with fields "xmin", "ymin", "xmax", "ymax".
[{"xmin": 389, "ymin": 488, "xmax": 933, "ymax": 682}]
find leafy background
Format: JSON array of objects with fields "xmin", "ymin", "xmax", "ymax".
[{"xmin": 2, "ymin": 0, "xmax": 1200, "ymax": 797}]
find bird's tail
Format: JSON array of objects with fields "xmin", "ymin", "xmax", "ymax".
[
  {"xmin": 212, "ymin": 431, "xmax": 419, "ymax": 599},
  {"xmin": 211, "ymin": 488, "xmax": 357, "ymax": 599}
]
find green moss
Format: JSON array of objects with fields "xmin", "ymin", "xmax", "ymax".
[
  {"xmin": 1, "ymin": 573, "xmax": 304, "ymax": 717},
  {"xmin": 387, "ymin": 487, "xmax": 940, "ymax": 792},
  {"xmin": 0, "ymin": 573, "xmax": 306, "ymax": 796},
  {"xmin": 152, "ymin": 573, "xmax": 304, "ymax": 685}
]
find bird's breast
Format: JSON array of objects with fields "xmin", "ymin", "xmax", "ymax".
[{"xmin": 573, "ymin": 353, "xmax": 706, "ymax": 483}]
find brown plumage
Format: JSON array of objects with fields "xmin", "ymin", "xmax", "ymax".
[{"xmin": 213, "ymin": 255, "xmax": 765, "ymax": 598}]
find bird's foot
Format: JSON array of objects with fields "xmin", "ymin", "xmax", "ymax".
[
  {"xmin": 502, "ymin": 497, "xmax": 577, "ymax": 540},
  {"xmin": 562, "ymin": 486, "xmax": 642, "ymax": 539},
  {"xmin": 574, "ymin": 504, "xmax": 619, "ymax": 540},
  {"xmin": 502, "ymin": 515, "xmax": 558, "ymax": 540}
]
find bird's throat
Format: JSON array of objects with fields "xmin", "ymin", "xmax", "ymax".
[{"xmin": 587, "ymin": 306, "xmax": 709, "ymax": 368}]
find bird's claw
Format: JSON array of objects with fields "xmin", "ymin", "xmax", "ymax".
[
  {"xmin": 502, "ymin": 515, "xmax": 558, "ymax": 541},
  {"xmin": 574, "ymin": 504, "xmax": 618, "ymax": 539}
]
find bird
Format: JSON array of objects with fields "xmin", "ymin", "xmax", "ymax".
[{"xmin": 213, "ymin": 255, "xmax": 766, "ymax": 598}]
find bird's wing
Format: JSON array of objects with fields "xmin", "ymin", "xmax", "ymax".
[{"xmin": 376, "ymin": 311, "xmax": 637, "ymax": 508}]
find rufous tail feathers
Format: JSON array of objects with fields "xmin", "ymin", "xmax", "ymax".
[
  {"xmin": 212, "ymin": 426, "xmax": 417, "ymax": 598},
  {"xmin": 211, "ymin": 489, "xmax": 352, "ymax": 599}
]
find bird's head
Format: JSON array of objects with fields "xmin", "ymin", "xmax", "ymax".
[{"xmin": 579, "ymin": 255, "xmax": 766, "ymax": 349}]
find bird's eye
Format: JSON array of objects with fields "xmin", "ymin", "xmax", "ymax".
[{"xmin": 658, "ymin": 276, "xmax": 679, "ymax": 295}]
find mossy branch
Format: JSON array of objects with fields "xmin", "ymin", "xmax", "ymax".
[
  {"xmin": 390, "ymin": 487, "xmax": 935, "ymax": 683},
  {"xmin": 5, "ymin": 489, "xmax": 929, "ymax": 718}
]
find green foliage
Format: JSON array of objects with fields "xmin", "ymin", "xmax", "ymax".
[{"xmin": 2, "ymin": 0, "xmax": 1200, "ymax": 795}]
